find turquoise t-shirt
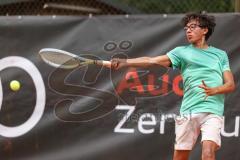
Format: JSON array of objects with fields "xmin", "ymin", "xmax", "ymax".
[{"xmin": 167, "ymin": 45, "xmax": 231, "ymax": 116}]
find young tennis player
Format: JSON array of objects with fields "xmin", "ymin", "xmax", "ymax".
[{"xmin": 110, "ymin": 13, "xmax": 235, "ymax": 160}]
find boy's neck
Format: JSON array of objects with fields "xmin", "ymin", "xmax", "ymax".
[{"xmin": 193, "ymin": 38, "xmax": 208, "ymax": 49}]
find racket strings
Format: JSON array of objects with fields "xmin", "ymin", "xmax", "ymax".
[{"xmin": 39, "ymin": 48, "xmax": 105, "ymax": 69}]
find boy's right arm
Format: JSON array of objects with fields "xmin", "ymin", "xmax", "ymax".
[{"xmin": 110, "ymin": 55, "xmax": 172, "ymax": 69}]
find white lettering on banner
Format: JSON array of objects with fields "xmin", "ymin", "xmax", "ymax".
[
  {"xmin": 0, "ymin": 56, "xmax": 46, "ymax": 138},
  {"xmin": 159, "ymin": 114, "xmax": 176, "ymax": 134},
  {"xmin": 114, "ymin": 105, "xmax": 135, "ymax": 133},
  {"xmin": 221, "ymin": 116, "xmax": 240, "ymax": 137},
  {"xmin": 138, "ymin": 113, "xmax": 156, "ymax": 134},
  {"xmin": 0, "ymin": 77, "xmax": 2, "ymax": 110},
  {"xmin": 114, "ymin": 105, "xmax": 240, "ymax": 137}
]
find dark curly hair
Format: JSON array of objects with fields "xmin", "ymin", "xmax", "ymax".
[{"xmin": 182, "ymin": 12, "xmax": 216, "ymax": 40}]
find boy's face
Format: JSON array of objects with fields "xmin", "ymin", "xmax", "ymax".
[{"xmin": 184, "ymin": 19, "xmax": 208, "ymax": 44}]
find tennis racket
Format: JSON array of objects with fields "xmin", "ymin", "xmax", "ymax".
[{"xmin": 39, "ymin": 48, "xmax": 111, "ymax": 69}]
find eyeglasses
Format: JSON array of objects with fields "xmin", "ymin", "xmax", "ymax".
[{"xmin": 183, "ymin": 24, "xmax": 202, "ymax": 31}]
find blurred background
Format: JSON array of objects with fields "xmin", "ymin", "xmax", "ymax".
[
  {"xmin": 0, "ymin": 1, "xmax": 240, "ymax": 160},
  {"xmin": 0, "ymin": 0, "xmax": 239, "ymax": 15}
]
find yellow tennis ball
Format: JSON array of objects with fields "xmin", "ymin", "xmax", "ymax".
[{"xmin": 10, "ymin": 80, "xmax": 21, "ymax": 91}]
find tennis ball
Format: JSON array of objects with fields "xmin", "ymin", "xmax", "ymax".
[{"xmin": 10, "ymin": 80, "xmax": 21, "ymax": 91}]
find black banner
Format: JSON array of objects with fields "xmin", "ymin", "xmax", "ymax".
[{"xmin": 0, "ymin": 14, "xmax": 240, "ymax": 160}]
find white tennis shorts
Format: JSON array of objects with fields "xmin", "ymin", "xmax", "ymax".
[{"xmin": 174, "ymin": 112, "xmax": 223, "ymax": 150}]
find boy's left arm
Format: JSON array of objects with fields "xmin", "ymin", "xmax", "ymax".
[{"xmin": 199, "ymin": 71, "xmax": 235, "ymax": 98}]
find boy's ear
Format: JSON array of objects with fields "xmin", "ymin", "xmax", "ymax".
[{"xmin": 203, "ymin": 28, "xmax": 208, "ymax": 35}]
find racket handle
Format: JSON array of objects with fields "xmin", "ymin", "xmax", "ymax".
[{"xmin": 94, "ymin": 60, "xmax": 111, "ymax": 67}]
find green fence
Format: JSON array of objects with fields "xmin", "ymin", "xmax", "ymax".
[{"xmin": 0, "ymin": 0, "xmax": 239, "ymax": 15}]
